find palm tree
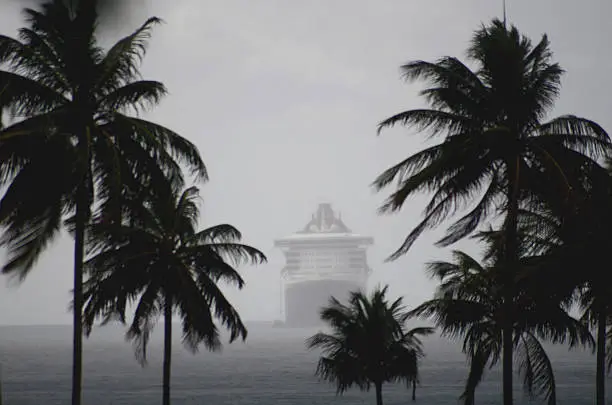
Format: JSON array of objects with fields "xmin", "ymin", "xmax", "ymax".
[
  {"xmin": 306, "ymin": 286, "xmax": 433, "ymax": 405},
  {"xmin": 496, "ymin": 151, "xmax": 612, "ymax": 405},
  {"xmin": 575, "ymin": 161, "xmax": 612, "ymax": 405},
  {"xmin": 521, "ymin": 159, "xmax": 612, "ymax": 405},
  {"xmin": 0, "ymin": 2, "xmax": 206, "ymax": 405},
  {"xmin": 373, "ymin": 19, "xmax": 610, "ymax": 405},
  {"xmin": 411, "ymin": 246, "xmax": 593, "ymax": 405},
  {"xmin": 81, "ymin": 186, "xmax": 266, "ymax": 405}
]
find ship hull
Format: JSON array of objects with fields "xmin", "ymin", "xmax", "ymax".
[{"xmin": 284, "ymin": 279, "xmax": 363, "ymax": 327}]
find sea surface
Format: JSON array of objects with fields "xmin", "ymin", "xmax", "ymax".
[{"xmin": 0, "ymin": 323, "xmax": 606, "ymax": 405}]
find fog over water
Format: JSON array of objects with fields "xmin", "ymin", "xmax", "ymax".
[
  {"xmin": 0, "ymin": 1, "xmax": 611, "ymax": 402},
  {"xmin": 0, "ymin": 324, "xmax": 604, "ymax": 405}
]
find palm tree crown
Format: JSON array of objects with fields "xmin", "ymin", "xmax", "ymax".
[
  {"xmin": 374, "ymin": 19, "xmax": 609, "ymax": 260},
  {"xmin": 82, "ymin": 185, "xmax": 267, "ymax": 358},
  {"xmin": 0, "ymin": 0, "xmax": 206, "ymax": 278}
]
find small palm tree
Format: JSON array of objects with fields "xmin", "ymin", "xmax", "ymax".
[
  {"xmin": 374, "ymin": 19, "xmax": 610, "ymax": 405},
  {"xmin": 0, "ymin": 3, "xmax": 206, "ymax": 404},
  {"xmin": 81, "ymin": 186, "xmax": 267, "ymax": 405},
  {"xmin": 411, "ymin": 247, "xmax": 593, "ymax": 405},
  {"xmin": 514, "ymin": 158, "xmax": 612, "ymax": 405},
  {"xmin": 306, "ymin": 286, "xmax": 433, "ymax": 405},
  {"xmin": 575, "ymin": 161, "xmax": 612, "ymax": 405}
]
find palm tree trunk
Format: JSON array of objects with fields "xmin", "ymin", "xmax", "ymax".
[
  {"xmin": 596, "ymin": 308, "xmax": 606, "ymax": 405},
  {"xmin": 163, "ymin": 292, "xmax": 173, "ymax": 405},
  {"xmin": 375, "ymin": 381, "xmax": 383, "ymax": 405},
  {"xmin": 502, "ymin": 157, "xmax": 520, "ymax": 405},
  {"xmin": 502, "ymin": 320, "xmax": 513, "ymax": 405},
  {"xmin": 71, "ymin": 184, "xmax": 87, "ymax": 405},
  {"xmin": 412, "ymin": 380, "xmax": 416, "ymax": 401}
]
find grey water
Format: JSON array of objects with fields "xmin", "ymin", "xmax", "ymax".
[{"xmin": 0, "ymin": 324, "xmax": 604, "ymax": 405}]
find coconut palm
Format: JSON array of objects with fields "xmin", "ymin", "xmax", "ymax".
[
  {"xmin": 574, "ymin": 161, "xmax": 612, "ymax": 405},
  {"xmin": 0, "ymin": 2, "xmax": 206, "ymax": 404},
  {"xmin": 494, "ymin": 151, "xmax": 612, "ymax": 405},
  {"xmin": 81, "ymin": 186, "xmax": 266, "ymax": 405},
  {"xmin": 306, "ymin": 286, "xmax": 433, "ymax": 405},
  {"xmin": 520, "ymin": 160, "xmax": 612, "ymax": 405},
  {"xmin": 411, "ymin": 246, "xmax": 593, "ymax": 405},
  {"xmin": 374, "ymin": 19, "xmax": 610, "ymax": 405}
]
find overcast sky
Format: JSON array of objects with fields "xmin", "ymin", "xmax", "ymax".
[{"xmin": 0, "ymin": 0, "xmax": 609, "ymax": 325}]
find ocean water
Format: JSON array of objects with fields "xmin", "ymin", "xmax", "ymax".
[{"xmin": 0, "ymin": 324, "xmax": 605, "ymax": 405}]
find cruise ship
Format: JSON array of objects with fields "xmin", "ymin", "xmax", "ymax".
[{"xmin": 274, "ymin": 203, "xmax": 373, "ymax": 327}]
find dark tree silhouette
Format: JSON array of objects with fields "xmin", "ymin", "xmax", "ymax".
[
  {"xmin": 0, "ymin": 2, "xmax": 206, "ymax": 404},
  {"xmin": 306, "ymin": 286, "xmax": 433, "ymax": 405},
  {"xmin": 517, "ymin": 159, "xmax": 612, "ymax": 405},
  {"xmin": 82, "ymin": 186, "xmax": 267, "ymax": 405},
  {"xmin": 411, "ymin": 245, "xmax": 593, "ymax": 405},
  {"xmin": 374, "ymin": 19, "xmax": 610, "ymax": 405}
]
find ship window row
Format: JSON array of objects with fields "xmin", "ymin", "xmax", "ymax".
[
  {"xmin": 284, "ymin": 250, "xmax": 364, "ymax": 255},
  {"xmin": 285, "ymin": 252, "xmax": 366, "ymax": 261},
  {"xmin": 285, "ymin": 252, "xmax": 366, "ymax": 260},
  {"xmin": 290, "ymin": 259, "xmax": 354, "ymax": 267},
  {"xmin": 283, "ymin": 269, "xmax": 367, "ymax": 278},
  {"xmin": 283, "ymin": 265, "xmax": 367, "ymax": 274}
]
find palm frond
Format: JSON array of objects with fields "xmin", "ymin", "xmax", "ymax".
[
  {"xmin": 400, "ymin": 58, "xmax": 486, "ymax": 97},
  {"xmin": 377, "ymin": 109, "xmax": 473, "ymax": 136},
  {"xmin": 174, "ymin": 186, "xmax": 200, "ymax": 233},
  {"xmin": 306, "ymin": 332, "xmax": 344, "ymax": 353},
  {"xmin": 0, "ymin": 135, "xmax": 76, "ymax": 279},
  {"xmin": 460, "ymin": 344, "xmax": 493, "ymax": 405},
  {"xmin": 436, "ymin": 171, "xmax": 502, "ymax": 247},
  {"xmin": 15, "ymin": 26, "xmax": 67, "ymax": 83},
  {"xmin": 0, "ymin": 197, "xmax": 63, "ymax": 280},
  {"xmin": 425, "ymin": 260, "xmax": 459, "ymax": 281},
  {"xmin": 192, "ymin": 224, "xmax": 243, "ymax": 244},
  {"xmin": 200, "ymin": 243, "xmax": 267, "ymax": 267},
  {"xmin": 100, "ymin": 80, "xmax": 167, "ymax": 114},
  {"xmin": 605, "ymin": 326, "xmax": 612, "ymax": 374},
  {"xmin": 96, "ymin": 17, "xmax": 163, "ymax": 91},
  {"xmin": 0, "ymin": 71, "xmax": 67, "ymax": 116},
  {"xmin": 126, "ymin": 283, "xmax": 162, "ymax": 366},
  {"xmin": 188, "ymin": 250, "xmax": 256, "ymax": 292},
  {"xmin": 112, "ymin": 113, "xmax": 208, "ymax": 182},
  {"xmin": 315, "ymin": 354, "xmax": 367, "ymax": 394},
  {"xmin": 175, "ymin": 269, "xmax": 235, "ymax": 351},
  {"xmin": 516, "ymin": 332, "xmax": 556, "ymax": 405},
  {"xmin": 0, "ymin": 30, "xmax": 69, "ymax": 94},
  {"xmin": 410, "ymin": 298, "xmax": 488, "ymax": 340},
  {"xmin": 539, "ymin": 115, "xmax": 609, "ymax": 141}
]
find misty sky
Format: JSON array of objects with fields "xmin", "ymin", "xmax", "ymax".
[{"xmin": 0, "ymin": 0, "xmax": 609, "ymax": 325}]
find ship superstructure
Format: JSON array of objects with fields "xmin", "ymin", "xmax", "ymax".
[{"xmin": 274, "ymin": 203, "xmax": 373, "ymax": 327}]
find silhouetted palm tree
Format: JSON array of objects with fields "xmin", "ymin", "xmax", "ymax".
[
  {"xmin": 576, "ymin": 161, "xmax": 612, "ymax": 405},
  {"xmin": 306, "ymin": 286, "xmax": 433, "ymax": 405},
  {"xmin": 0, "ymin": 2, "xmax": 206, "ymax": 404},
  {"xmin": 519, "ymin": 160, "xmax": 612, "ymax": 405},
  {"xmin": 82, "ymin": 186, "xmax": 266, "ymax": 405},
  {"xmin": 411, "ymin": 247, "xmax": 593, "ymax": 405},
  {"xmin": 374, "ymin": 19, "xmax": 610, "ymax": 405}
]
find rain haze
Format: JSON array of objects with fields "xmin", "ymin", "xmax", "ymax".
[
  {"xmin": 0, "ymin": 0, "xmax": 609, "ymax": 327},
  {"xmin": 2, "ymin": 2, "xmax": 612, "ymax": 405}
]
